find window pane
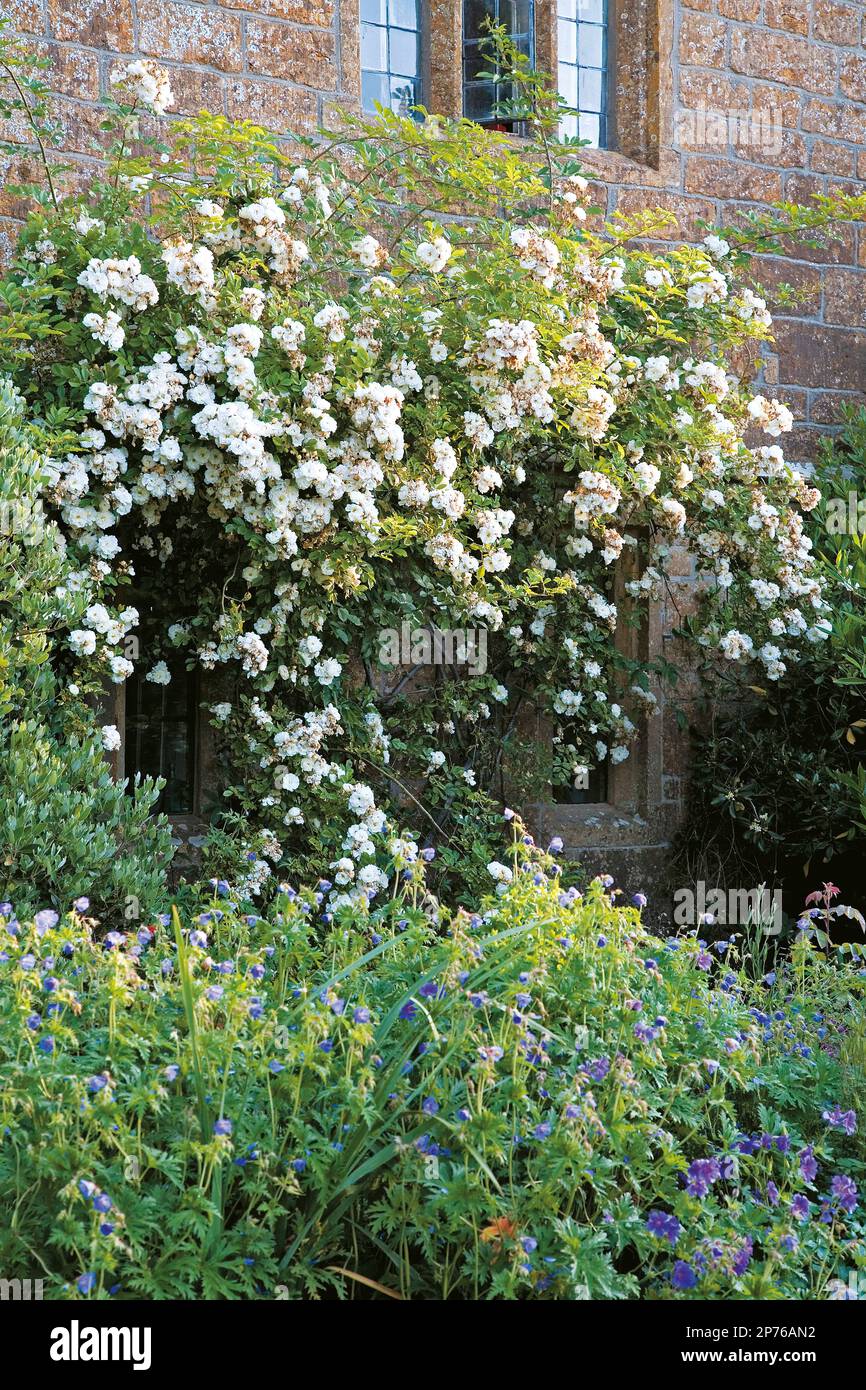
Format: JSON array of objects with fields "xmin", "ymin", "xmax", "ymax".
[
  {"xmin": 558, "ymin": 63, "xmax": 577, "ymax": 107},
  {"xmin": 464, "ymin": 0, "xmax": 497, "ymax": 31},
  {"xmin": 361, "ymin": 0, "xmax": 387, "ymax": 20},
  {"xmin": 578, "ymin": 111, "xmax": 601, "ymax": 146},
  {"xmin": 463, "ymin": 80, "xmax": 499, "ymax": 122},
  {"xmin": 362, "ymin": 70, "xmax": 389, "ymax": 110},
  {"xmin": 558, "ymin": 17, "xmax": 577, "ymax": 62},
  {"xmin": 463, "ymin": 42, "xmax": 491, "ymax": 83},
  {"xmin": 577, "ymin": 21, "xmax": 604, "ymax": 68},
  {"xmin": 579, "ymin": 65, "xmax": 603, "ymax": 111},
  {"xmin": 390, "ymin": 75, "xmax": 419, "ymax": 115},
  {"xmin": 361, "ymin": 22, "xmax": 388, "ymax": 70},
  {"xmin": 390, "ymin": 0, "xmax": 419, "ymax": 25},
  {"xmin": 389, "ymin": 26, "xmax": 418, "ymax": 77}
]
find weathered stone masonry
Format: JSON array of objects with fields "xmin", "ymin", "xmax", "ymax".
[{"xmin": 3, "ymin": 1, "xmax": 866, "ymax": 890}]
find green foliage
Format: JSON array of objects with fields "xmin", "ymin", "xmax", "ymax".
[
  {"xmin": 0, "ymin": 379, "xmax": 172, "ymax": 920},
  {"xmin": 677, "ymin": 408, "xmax": 866, "ymax": 898},
  {"xmin": 0, "ymin": 840, "xmax": 863, "ymax": 1300}
]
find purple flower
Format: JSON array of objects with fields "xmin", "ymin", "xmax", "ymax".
[
  {"xmin": 214, "ymin": 1118, "xmax": 232, "ymax": 1138},
  {"xmin": 799, "ymin": 1145, "xmax": 818, "ymax": 1182},
  {"xmin": 421, "ymin": 1095, "xmax": 439, "ymax": 1115},
  {"xmin": 73, "ymin": 897, "xmax": 90, "ymax": 913},
  {"xmin": 790, "ymin": 1194, "xmax": 810, "ymax": 1222},
  {"xmin": 521, "ymin": 1236, "xmax": 538, "ymax": 1253},
  {"xmin": 94, "ymin": 1193, "xmax": 112, "ymax": 1214},
  {"xmin": 353, "ymin": 1006, "xmax": 370, "ymax": 1024},
  {"xmin": 34, "ymin": 910, "xmax": 59, "ymax": 935},
  {"xmin": 684, "ymin": 1158, "xmax": 721, "ymax": 1198},
  {"xmin": 632, "ymin": 893, "xmax": 648, "ymax": 908},
  {"xmin": 164, "ymin": 1064, "xmax": 180, "ymax": 1081},
  {"xmin": 37, "ymin": 1036, "xmax": 54, "ymax": 1054},
  {"xmin": 646, "ymin": 1210, "xmax": 681, "ymax": 1246},
  {"xmin": 77, "ymin": 1272, "xmax": 96, "ymax": 1296},
  {"xmin": 533, "ymin": 1122, "xmax": 552, "ymax": 1140},
  {"xmin": 766, "ymin": 1180, "xmax": 780, "ymax": 1207},
  {"xmin": 588, "ymin": 1056, "xmax": 610, "ymax": 1082},
  {"xmin": 87, "ymin": 1073, "xmax": 109, "ymax": 1093},
  {"xmin": 205, "ymin": 985, "xmax": 224, "ymax": 1002},
  {"xmin": 78, "ymin": 1179, "xmax": 97, "ymax": 1199},
  {"xmin": 20, "ymin": 954, "xmax": 35, "ymax": 971},
  {"xmin": 268, "ymin": 1060, "xmax": 285, "ymax": 1074},
  {"xmin": 831, "ymin": 1174, "xmax": 858, "ymax": 1214},
  {"xmin": 399, "ymin": 1001, "xmax": 417, "ymax": 1021},
  {"xmin": 671, "ymin": 1261, "xmax": 697, "ymax": 1290},
  {"xmin": 823, "ymin": 1106, "xmax": 857, "ymax": 1135},
  {"xmin": 548, "ymin": 837, "xmax": 563, "ymax": 854},
  {"xmin": 731, "ymin": 1237, "xmax": 753, "ymax": 1276},
  {"xmin": 292, "ymin": 1158, "xmax": 306, "ymax": 1173}
]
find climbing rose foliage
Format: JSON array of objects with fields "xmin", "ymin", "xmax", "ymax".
[{"xmin": 1, "ymin": 60, "xmax": 829, "ymax": 902}]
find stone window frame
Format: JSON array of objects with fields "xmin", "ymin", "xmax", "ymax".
[
  {"xmin": 340, "ymin": 0, "xmax": 677, "ymax": 182},
  {"xmin": 523, "ymin": 536, "xmax": 665, "ymax": 845}
]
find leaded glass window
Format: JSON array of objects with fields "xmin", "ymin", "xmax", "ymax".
[
  {"xmin": 361, "ymin": 0, "xmax": 422, "ymax": 117},
  {"xmin": 463, "ymin": 1, "xmax": 535, "ymax": 127},
  {"xmin": 557, "ymin": 0, "xmax": 609, "ymax": 148}
]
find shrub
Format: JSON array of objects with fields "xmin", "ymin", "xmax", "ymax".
[
  {"xmin": 0, "ymin": 379, "xmax": 172, "ymax": 921},
  {"xmin": 1, "ymin": 830, "xmax": 863, "ymax": 1300},
  {"xmin": 676, "ymin": 408, "xmax": 866, "ymax": 909}
]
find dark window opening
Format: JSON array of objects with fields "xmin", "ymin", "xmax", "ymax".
[
  {"xmin": 125, "ymin": 658, "xmax": 197, "ymax": 814},
  {"xmin": 463, "ymin": 0, "xmax": 535, "ymax": 130},
  {"xmin": 553, "ymin": 759, "xmax": 609, "ymax": 805}
]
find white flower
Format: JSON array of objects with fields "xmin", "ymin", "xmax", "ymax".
[
  {"xmin": 110, "ymin": 59, "xmax": 174, "ymax": 115},
  {"xmin": 101, "ymin": 724, "xmax": 122, "ymax": 752},
  {"xmin": 82, "ymin": 310, "xmax": 125, "ymax": 351},
  {"xmin": 69, "ymin": 628, "xmax": 97, "ymax": 656},
  {"xmin": 702, "ymin": 233, "xmax": 730, "ymax": 259},
  {"xmin": 314, "ymin": 657, "xmax": 342, "ymax": 686},
  {"xmin": 347, "ymin": 783, "xmax": 376, "ymax": 817},
  {"xmin": 747, "ymin": 395, "xmax": 794, "ymax": 437},
  {"xmin": 719, "ymin": 629, "xmax": 754, "ymax": 661},
  {"xmin": 487, "ymin": 860, "xmax": 513, "ymax": 884},
  {"xmin": 416, "ymin": 236, "xmax": 452, "ymax": 272},
  {"xmin": 146, "ymin": 660, "xmax": 171, "ymax": 685}
]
